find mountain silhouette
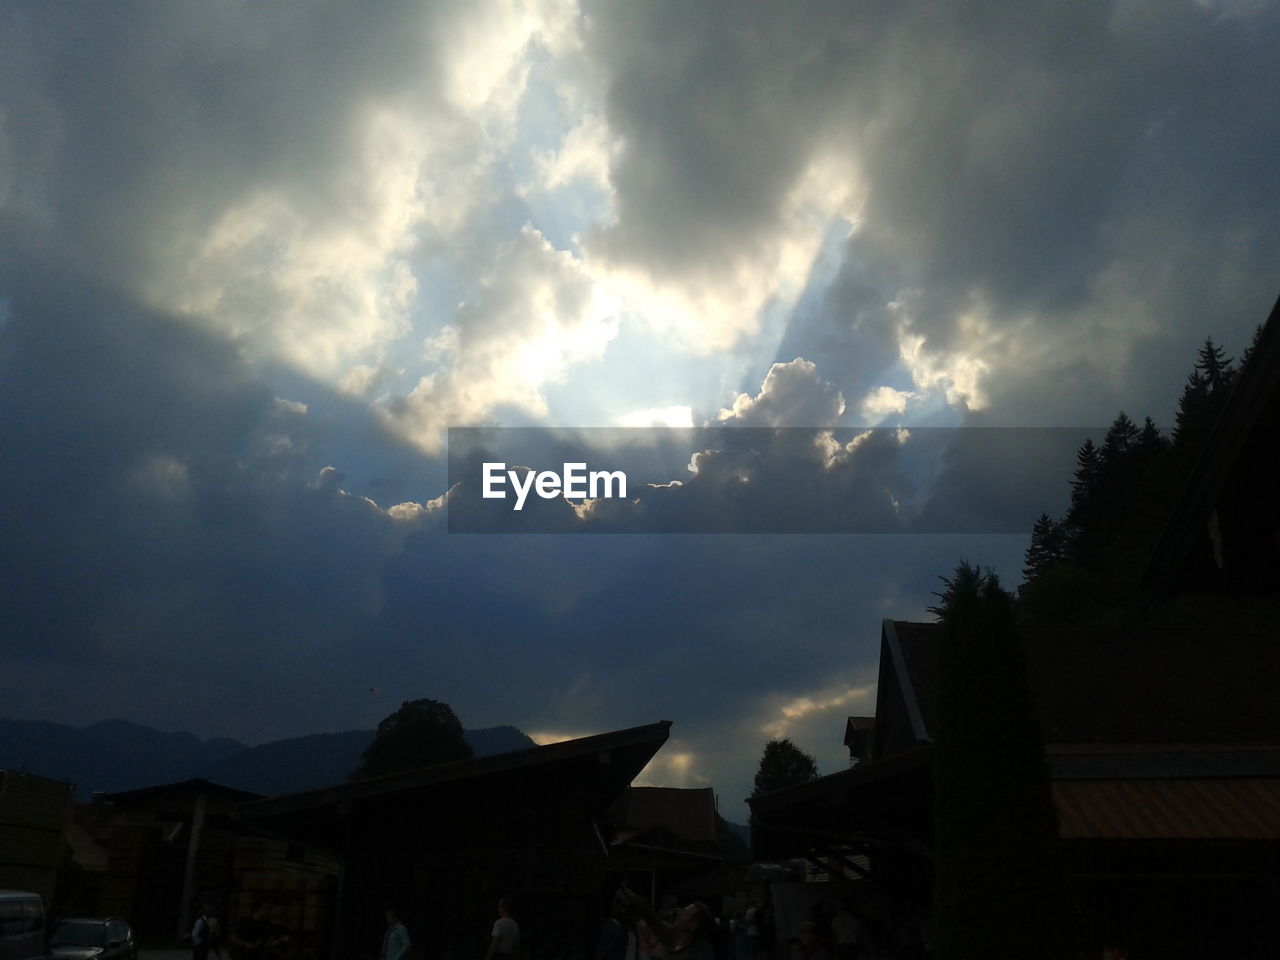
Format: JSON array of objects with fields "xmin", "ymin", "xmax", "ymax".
[{"xmin": 0, "ymin": 719, "xmax": 535, "ymax": 797}]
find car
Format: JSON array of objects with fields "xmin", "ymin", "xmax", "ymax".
[
  {"xmin": 0, "ymin": 891, "xmax": 45, "ymax": 960},
  {"xmin": 46, "ymin": 919, "xmax": 135, "ymax": 960}
]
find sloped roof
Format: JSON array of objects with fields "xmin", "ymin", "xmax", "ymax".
[
  {"xmin": 99, "ymin": 778, "xmax": 263, "ymax": 804},
  {"xmin": 237, "ymin": 721, "xmax": 671, "ymax": 847},
  {"xmin": 889, "ymin": 621, "xmax": 937, "ymax": 739}
]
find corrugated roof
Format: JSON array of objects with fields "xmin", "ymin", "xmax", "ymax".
[{"xmin": 1053, "ymin": 778, "xmax": 1280, "ymax": 840}]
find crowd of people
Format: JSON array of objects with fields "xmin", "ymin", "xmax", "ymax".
[
  {"xmin": 596, "ymin": 888, "xmax": 927, "ymax": 960},
  {"xmin": 187, "ymin": 887, "xmax": 927, "ymax": 960}
]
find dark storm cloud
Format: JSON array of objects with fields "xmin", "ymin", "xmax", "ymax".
[
  {"xmin": 0, "ymin": 270, "xmax": 1010, "ymax": 798},
  {"xmin": 6, "ymin": 0, "xmax": 1275, "ymax": 816},
  {"xmin": 583, "ymin": 0, "xmax": 1280, "ymax": 414},
  {"xmin": 2, "ymin": 1, "xmax": 444, "ymax": 273}
]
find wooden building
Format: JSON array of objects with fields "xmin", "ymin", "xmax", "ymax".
[
  {"xmin": 90, "ymin": 779, "xmax": 265, "ymax": 940},
  {"xmin": 604, "ymin": 786, "xmax": 727, "ymax": 901},
  {"xmin": 238, "ymin": 721, "xmax": 671, "ymax": 960}
]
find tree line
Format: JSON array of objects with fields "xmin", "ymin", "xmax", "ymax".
[{"xmin": 1019, "ymin": 327, "xmax": 1262, "ymax": 621}]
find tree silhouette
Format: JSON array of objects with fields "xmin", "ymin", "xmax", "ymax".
[
  {"xmin": 1022, "ymin": 513, "xmax": 1067, "ymax": 584},
  {"xmin": 752, "ymin": 738, "xmax": 819, "ymax": 795},
  {"xmin": 1174, "ymin": 338, "xmax": 1235, "ymax": 456},
  {"xmin": 350, "ymin": 698, "xmax": 472, "ymax": 780},
  {"xmin": 1019, "ymin": 329, "xmax": 1251, "ymax": 619},
  {"xmin": 931, "ymin": 564, "xmax": 1073, "ymax": 960}
]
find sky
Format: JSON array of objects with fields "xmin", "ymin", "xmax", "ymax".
[{"xmin": 2, "ymin": 0, "xmax": 1278, "ymax": 822}]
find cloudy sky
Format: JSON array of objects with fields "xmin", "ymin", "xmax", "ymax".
[{"xmin": 2, "ymin": 0, "xmax": 1278, "ymax": 820}]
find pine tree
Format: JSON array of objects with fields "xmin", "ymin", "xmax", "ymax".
[
  {"xmin": 1240, "ymin": 323, "xmax": 1264, "ymax": 369},
  {"xmin": 1067, "ymin": 438, "xmax": 1100, "ymax": 518},
  {"xmin": 1195, "ymin": 337, "xmax": 1233, "ymax": 391},
  {"xmin": 1174, "ymin": 338, "xmax": 1236, "ymax": 455},
  {"xmin": 1023, "ymin": 514, "xmax": 1066, "ymax": 584},
  {"xmin": 1100, "ymin": 411, "xmax": 1139, "ymax": 461},
  {"xmin": 1136, "ymin": 416, "xmax": 1166, "ymax": 454},
  {"xmin": 1065, "ymin": 437, "xmax": 1102, "ymax": 561},
  {"xmin": 931, "ymin": 564, "xmax": 1074, "ymax": 959}
]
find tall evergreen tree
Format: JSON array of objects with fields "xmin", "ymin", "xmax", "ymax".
[
  {"xmin": 1100, "ymin": 411, "xmax": 1139, "ymax": 461},
  {"xmin": 931, "ymin": 565, "xmax": 1074, "ymax": 960},
  {"xmin": 1066, "ymin": 437, "xmax": 1103, "ymax": 562},
  {"xmin": 1240, "ymin": 323, "xmax": 1264, "ymax": 368},
  {"xmin": 1023, "ymin": 513, "xmax": 1066, "ymax": 584},
  {"xmin": 1136, "ymin": 416, "xmax": 1166, "ymax": 455},
  {"xmin": 1195, "ymin": 337, "xmax": 1233, "ymax": 391},
  {"xmin": 1067, "ymin": 438, "xmax": 1100, "ymax": 518},
  {"xmin": 1175, "ymin": 338, "xmax": 1235, "ymax": 455}
]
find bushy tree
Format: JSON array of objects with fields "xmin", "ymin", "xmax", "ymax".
[
  {"xmin": 350, "ymin": 698, "xmax": 472, "ymax": 780},
  {"xmin": 752, "ymin": 738, "xmax": 819, "ymax": 795}
]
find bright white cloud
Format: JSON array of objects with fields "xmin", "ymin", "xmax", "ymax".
[
  {"xmin": 617, "ymin": 405, "xmax": 694, "ymax": 428},
  {"xmin": 860, "ymin": 385, "xmax": 919, "ymax": 421},
  {"xmin": 717, "ymin": 358, "xmax": 845, "ymax": 427},
  {"xmin": 383, "ymin": 224, "xmax": 620, "ymax": 452},
  {"xmin": 759, "ymin": 681, "xmax": 877, "ymax": 742}
]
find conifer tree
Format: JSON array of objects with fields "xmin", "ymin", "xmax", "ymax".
[
  {"xmin": 1065, "ymin": 437, "xmax": 1102, "ymax": 561},
  {"xmin": 931, "ymin": 564, "xmax": 1074, "ymax": 959},
  {"xmin": 1067, "ymin": 438, "xmax": 1100, "ymax": 518},
  {"xmin": 1137, "ymin": 416, "xmax": 1166, "ymax": 454},
  {"xmin": 1240, "ymin": 324, "xmax": 1264, "ymax": 368},
  {"xmin": 1023, "ymin": 513, "xmax": 1066, "ymax": 583},
  {"xmin": 1195, "ymin": 337, "xmax": 1233, "ymax": 391},
  {"xmin": 1100, "ymin": 411, "xmax": 1139, "ymax": 460},
  {"xmin": 1174, "ymin": 338, "xmax": 1235, "ymax": 455}
]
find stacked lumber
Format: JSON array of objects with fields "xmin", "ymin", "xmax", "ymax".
[
  {"xmin": 229, "ymin": 836, "xmax": 338, "ymax": 936},
  {"xmin": 0, "ymin": 770, "xmax": 72, "ymax": 903}
]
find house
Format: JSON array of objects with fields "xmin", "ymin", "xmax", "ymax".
[
  {"xmin": 237, "ymin": 721, "xmax": 672, "ymax": 960},
  {"xmin": 604, "ymin": 786, "xmax": 728, "ymax": 901}
]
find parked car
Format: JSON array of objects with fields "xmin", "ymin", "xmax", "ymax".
[
  {"xmin": 0, "ymin": 891, "xmax": 45, "ymax": 960},
  {"xmin": 46, "ymin": 919, "xmax": 135, "ymax": 960}
]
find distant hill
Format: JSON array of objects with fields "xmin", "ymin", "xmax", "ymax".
[
  {"xmin": 199, "ymin": 725, "xmax": 536, "ymax": 795},
  {"xmin": 0, "ymin": 719, "xmax": 536, "ymax": 797},
  {"xmin": 0, "ymin": 718, "xmax": 247, "ymax": 794}
]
